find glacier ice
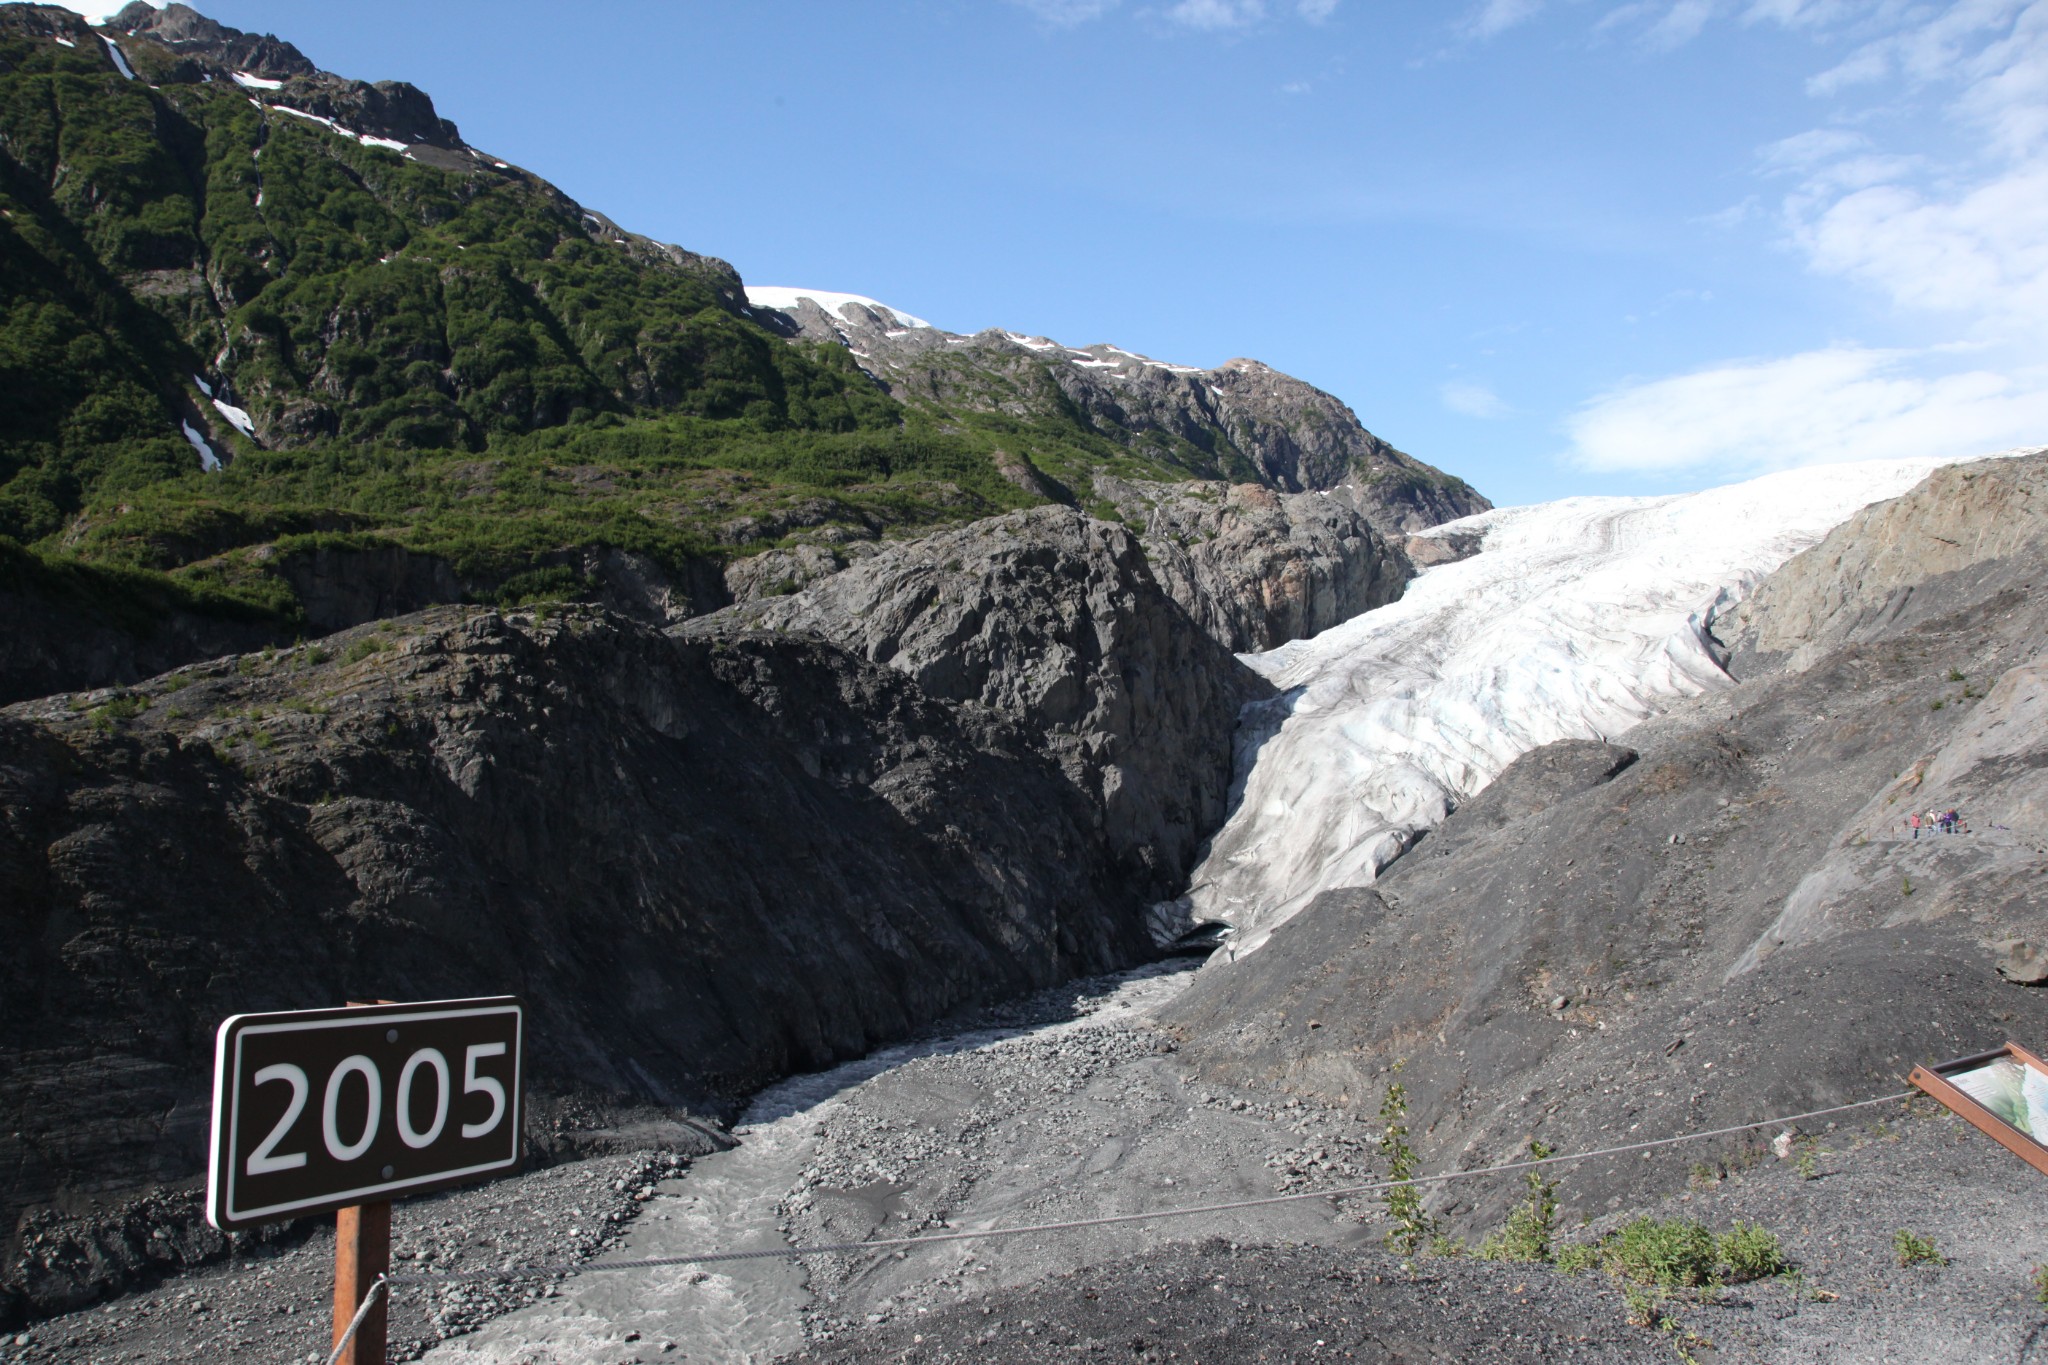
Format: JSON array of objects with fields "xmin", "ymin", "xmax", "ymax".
[{"xmin": 1186, "ymin": 456, "xmax": 1969, "ymax": 959}]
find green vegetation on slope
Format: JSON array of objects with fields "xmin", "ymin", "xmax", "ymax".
[{"xmin": 0, "ymin": 7, "xmax": 1241, "ymax": 631}]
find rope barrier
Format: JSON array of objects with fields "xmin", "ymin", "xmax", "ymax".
[
  {"xmin": 323, "ymin": 1275, "xmax": 385, "ymax": 1365},
  {"xmin": 380, "ymin": 1088, "xmax": 1914, "ymax": 1289}
]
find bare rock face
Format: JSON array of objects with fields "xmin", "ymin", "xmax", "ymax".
[
  {"xmin": 1732, "ymin": 450, "xmax": 2048, "ymax": 665},
  {"xmin": 722, "ymin": 543, "xmax": 862, "ymax": 604},
  {"xmin": 109, "ymin": 1, "xmax": 463, "ymax": 149},
  {"xmin": 750, "ymin": 296, "xmax": 1489, "ymax": 537},
  {"xmin": 697, "ymin": 506, "xmax": 1268, "ymax": 899},
  {"xmin": 1093, "ymin": 475, "xmax": 1411, "ymax": 652},
  {"xmin": 0, "ymin": 606, "xmax": 1156, "ymax": 1321}
]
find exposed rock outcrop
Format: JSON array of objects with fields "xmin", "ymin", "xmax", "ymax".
[
  {"xmin": 696, "ymin": 506, "xmax": 1267, "ymax": 897},
  {"xmin": 109, "ymin": 1, "xmax": 464, "ymax": 150},
  {"xmin": 1732, "ymin": 449, "xmax": 2048, "ymax": 666},
  {"xmin": 0, "ymin": 573, "xmax": 289, "ymax": 709},
  {"xmin": 1093, "ymin": 475, "xmax": 1410, "ymax": 652},
  {"xmin": 0, "ymin": 605, "xmax": 1160, "ymax": 1320}
]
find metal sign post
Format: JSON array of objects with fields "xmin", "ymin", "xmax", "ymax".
[{"xmin": 206, "ymin": 996, "xmax": 525, "ymax": 1365}]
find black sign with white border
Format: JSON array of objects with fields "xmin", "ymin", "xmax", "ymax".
[{"xmin": 207, "ymin": 997, "xmax": 524, "ymax": 1231}]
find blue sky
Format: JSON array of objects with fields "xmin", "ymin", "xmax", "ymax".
[{"xmin": 60, "ymin": 1, "xmax": 2048, "ymax": 507}]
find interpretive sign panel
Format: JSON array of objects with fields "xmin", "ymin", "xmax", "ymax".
[
  {"xmin": 1909, "ymin": 1041, "xmax": 2048, "ymax": 1179},
  {"xmin": 207, "ymin": 997, "xmax": 524, "ymax": 1230}
]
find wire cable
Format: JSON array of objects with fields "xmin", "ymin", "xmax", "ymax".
[
  {"xmin": 382, "ymin": 1088, "xmax": 1913, "ymax": 1288},
  {"xmin": 322, "ymin": 1276, "xmax": 385, "ymax": 1365}
]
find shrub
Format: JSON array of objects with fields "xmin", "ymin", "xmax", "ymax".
[
  {"xmin": 88, "ymin": 691, "xmax": 149, "ymax": 729},
  {"xmin": 1378, "ymin": 1061, "xmax": 1435, "ymax": 1256},
  {"xmin": 1555, "ymin": 1242, "xmax": 1601, "ymax": 1276},
  {"xmin": 1606, "ymin": 1217, "xmax": 1720, "ymax": 1288},
  {"xmin": 1479, "ymin": 1140, "xmax": 1559, "ymax": 1263},
  {"xmin": 1894, "ymin": 1229, "xmax": 1945, "ymax": 1267},
  {"xmin": 1717, "ymin": 1222, "xmax": 1787, "ymax": 1282}
]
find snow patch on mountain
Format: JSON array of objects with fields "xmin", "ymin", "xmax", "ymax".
[
  {"xmin": 1184, "ymin": 456, "xmax": 1976, "ymax": 959},
  {"xmin": 745, "ymin": 287, "xmax": 934, "ymax": 331},
  {"xmin": 101, "ymin": 35, "xmax": 134, "ymax": 79},
  {"xmin": 179, "ymin": 421, "xmax": 220, "ymax": 472},
  {"xmin": 210, "ymin": 398, "xmax": 255, "ymax": 438}
]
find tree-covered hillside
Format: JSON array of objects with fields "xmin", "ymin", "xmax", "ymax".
[{"xmin": 0, "ymin": 1, "xmax": 1460, "ymax": 651}]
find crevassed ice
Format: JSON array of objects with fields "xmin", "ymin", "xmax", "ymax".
[
  {"xmin": 745, "ymin": 287, "xmax": 935, "ymax": 331},
  {"xmin": 1186, "ymin": 456, "xmax": 1968, "ymax": 960}
]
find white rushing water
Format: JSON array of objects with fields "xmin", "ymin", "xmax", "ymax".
[{"xmin": 1184, "ymin": 456, "xmax": 1967, "ymax": 959}]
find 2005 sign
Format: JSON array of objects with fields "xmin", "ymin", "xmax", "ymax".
[{"xmin": 208, "ymin": 998, "xmax": 524, "ymax": 1230}]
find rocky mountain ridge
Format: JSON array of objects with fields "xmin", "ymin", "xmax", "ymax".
[{"xmin": 748, "ymin": 290, "xmax": 1489, "ymax": 538}]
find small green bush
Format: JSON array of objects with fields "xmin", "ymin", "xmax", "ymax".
[
  {"xmin": 1478, "ymin": 1140, "xmax": 1559, "ymax": 1263},
  {"xmin": 1555, "ymin": 1242, "xmax": 1601, "ymax": 1275},
  {"xmin": 1378, "ymin": 1061, "xmax": 1435, "ymax": 1255},
  {"xmin": 1717, "ymin": 1222, "xmax": 1787, "ymax": 1282},
  {"xmin": 1894, "ymin": 1229, "xmax": 1945, "ymax": 1267},
  {"xmin": 1606, "ymin": 1217, "xmax": 1720, "ymax": 1288},
  {"xmin": 2033, "ymin": 1264, "xmax": 2048, "ymax": 1304},
  {"xmin": 88, "ymin": 692, "xmax": 150, "ymax": 730}
]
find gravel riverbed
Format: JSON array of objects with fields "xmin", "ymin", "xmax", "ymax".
[{"xmin": 8, "ymin": 960, "xmax": 2048, "ymax": 1364}]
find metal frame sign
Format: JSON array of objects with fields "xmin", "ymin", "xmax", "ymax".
[
  {"xmin": 1909, "ymin": 1041, "xmax": 2048, "ymax": 1179},
  {"xmin": 207, "ymin": 997, "xmax": 524, "ymax": 1230}
]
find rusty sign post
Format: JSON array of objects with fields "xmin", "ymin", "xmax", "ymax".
[
  {"xmin": 207, "ymin": 997, "xmax": 525, "ymax": 1365},
  {"xmin": 334, "ymin": 1000, "xmax": 394, "ymax": 1365}
]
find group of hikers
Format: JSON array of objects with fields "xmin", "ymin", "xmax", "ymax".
[{"xmin": 1902, "ymin": 808, "xmax": 1968, "ymax": 838}]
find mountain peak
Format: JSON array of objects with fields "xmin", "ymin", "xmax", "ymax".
[{"xmin": 107, "ymin": 1, "xmax": 311, "ymax": 80}]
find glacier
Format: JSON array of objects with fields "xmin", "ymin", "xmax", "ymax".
[{"xmin": 1184, "ymin": 456, "xmax": 1970, "ymax": 960}]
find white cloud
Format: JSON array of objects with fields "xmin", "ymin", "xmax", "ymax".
[
  {"xmin": 1566, "ymin": 0, "xmax": 2048, "ymax": 478},
  {"xmin": 1642, "ymin": 0, "xmax": 1715, "ymax": 48},
  {"xmin": 1458, "ymin": 0, "xmax": 1545, "ymax": 40},
  {"xmin": 1755, "ymin": 128, "xmax": 1867, "ymax": 172},
  {"xmin": 1774, "ymin": 2, "xmax": 2048, "ymax": 340},
  {"xmin": 1164, "ymin": 0, "xmax": 1267, "ymax": 28},
  {"xmin": 1565, "ymin": 348, "xmax": 2048, "ymax": 473},
  {"xmin": 1008, "ymin": 0, "xmax": 1121, "ymax": 23},
  {"xmin": 1298, "ymin": 0, "xmax": 1340, "ymax": 20},
  {"xmin": 1442, "ymin": 381, "xmax": 1512, "ymax": 418},
  {"xmin": 1796, "ymin": 165, "xmax": 2048, "ymax": 331}
]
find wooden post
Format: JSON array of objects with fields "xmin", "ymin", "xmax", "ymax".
[
  {"xmin": 332, "ymin": 1199, "xmax": 391, "ymax": 1364},
  {"xmin": 333, "ymin": 998, "xmax": 394, "ymax": 1365}
]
